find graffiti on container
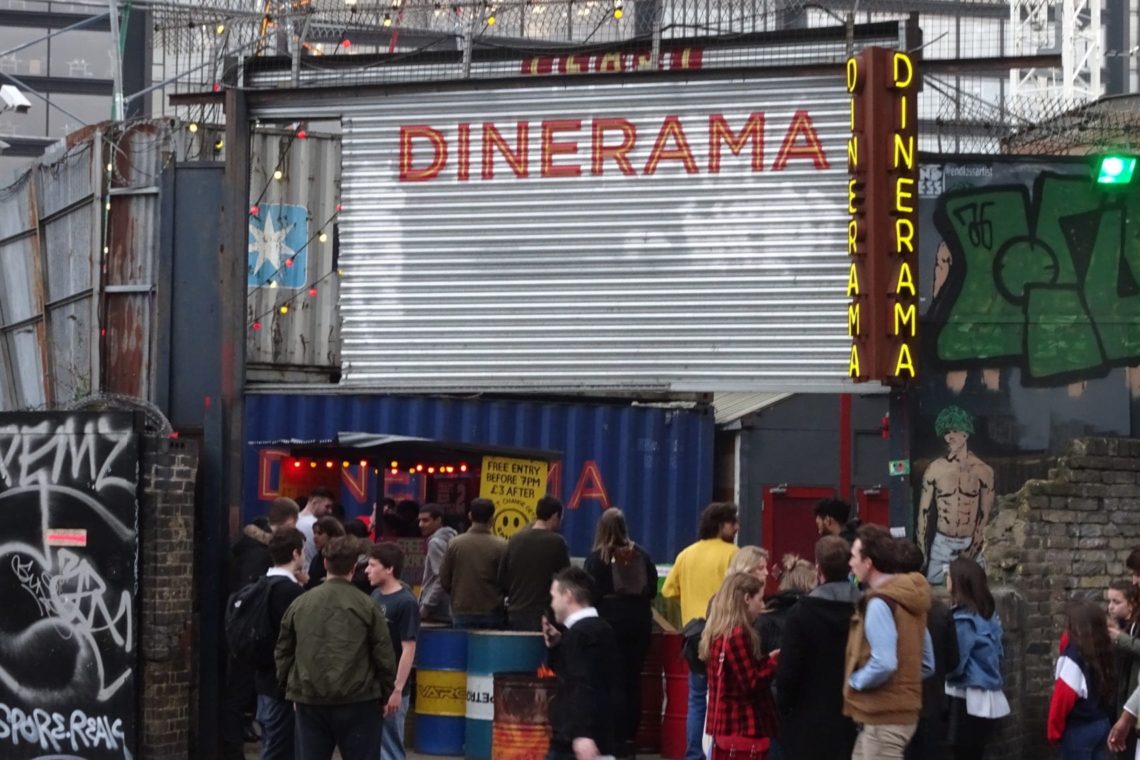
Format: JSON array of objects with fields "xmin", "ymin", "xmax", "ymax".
[
  {"xmin": 0, "ymin": 414, "xmax": 138, "ymax": 760},
  {"xmin": 917, "ymin": 406, "xmax": 993, "ymax": 584},
  {"xmin": 931, "ymin": 172, "xmax": 1140, "ymax": 385}
]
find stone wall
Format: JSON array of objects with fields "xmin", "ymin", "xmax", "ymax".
[
  {"xmin": 985, "ymin": 436, "xmax": 1140, "ymax": 759},
  {"xmin": 139, "ymin": 435, "xmax": 198, "ymax": 758}
]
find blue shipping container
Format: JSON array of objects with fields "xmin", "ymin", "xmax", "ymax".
[{"xmin": 243, "ymin": 392, "xmax": 713, "ymax": 561}]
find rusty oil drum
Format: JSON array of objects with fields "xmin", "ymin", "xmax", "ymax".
[{"xmin": 491, "ymin": 672, "xmax": 556, "ymax": 760}]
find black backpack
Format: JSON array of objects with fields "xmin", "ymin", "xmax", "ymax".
[
  {"xmin": 681, "ymin": 617, "xmax": 707, "ymax": 676},
  {"xmin": 225, "ymin": 576, "xmax": 289, "ymax": 669}
]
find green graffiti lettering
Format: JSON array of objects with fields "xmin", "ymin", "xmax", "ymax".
[
  {"xmin": 1024, "ymin": 286, "xmax": 1103, "ymax": 380},
  {"xmin": 937, "ymin": 190, "xmax": 1031, "ymax": 361},
  {"xmin": 1085, "ymin": 206, "xmax": 1140, "ymax": 362},
  {"xmin": 933, "ymin": 172, "xmax": 1140, "ymax": 384}
]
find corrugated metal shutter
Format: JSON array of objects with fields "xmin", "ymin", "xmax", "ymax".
[{"xmin": 339, "ymin": 74, "xmax": 854, "ymax": 392}]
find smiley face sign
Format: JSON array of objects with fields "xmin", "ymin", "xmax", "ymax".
[{"xmin": 479, "ymin": 455, "xmax": 549, "ymax": 539}]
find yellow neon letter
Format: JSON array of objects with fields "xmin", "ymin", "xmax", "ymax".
[
  {"xmin": 895, "ymin": 177, "xmax": 915, "ymax": 214},
  {"xmin": 849, "ymin": 219, "xmax": 859, "ymax": 256},
  {"xmin": 893, "ymin": 301, "xmax": 917, "ymax": 337},
  {"xmin": 848, "ymin": 135, "xmax": 859, "ymax": 170},
  {"xmin": 848, "ymin": 178, "xmax": 858, "ymax": 213},
  {"xmin": 846, "ymin": 57, "xmax": 859, "ymax": 93},
  {"xmin": 893, "ymin": 343, "xmax": 916, "ymax": 378},
  {"xmin": 892, "ymin": 133, "xmax": 914, "ymax": 171},
  {"xmin": 848, "ymin": 303, "xmax": 861, "ymax": 337},
  {"xmin": 847, "ymin": 263, "xmax": 860, "ymax": 296},
  {"xmin": 849, "ymin": 344, "xmax": 862, "ymax": 378},
  {"xmin": 892, "ymin": 52, "xmax": 913, "ymax": 89},
  {"xmin": 895, "ymin": 262, "xmax": 916, "ymax": 295},
  {"xmin": 895, "ymin": 218, "xmax": 915, "ymax": 255}
]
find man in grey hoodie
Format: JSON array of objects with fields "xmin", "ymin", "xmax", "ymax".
[{"xmin": 418, "ymin": 503, "xmax": 457, "ymax": 623}]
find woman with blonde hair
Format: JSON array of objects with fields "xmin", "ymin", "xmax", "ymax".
[
  {"xmin": 728, "ymin": 545, "xmax": 770, "ymax": 586},
  {"xmin": 699, "ymin": 572, "xmax": 779, "ymax": 756},
  {"xmin": 584, "ymin": 508, "xmax": 657, "ymax": 757}
]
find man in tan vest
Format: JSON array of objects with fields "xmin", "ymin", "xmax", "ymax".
[{"xmin": 843, "ymin": 524, "xmax": 935, "ymax": 760}]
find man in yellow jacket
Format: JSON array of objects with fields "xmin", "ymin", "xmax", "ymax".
[{"xmin": 662, "ymin": 502, "xmax": 740, "ymax": 760}]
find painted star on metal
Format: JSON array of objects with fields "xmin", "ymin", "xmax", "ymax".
[{"xmin": 249, "ymin": 212, "xmax": 297, "ymax": 281}]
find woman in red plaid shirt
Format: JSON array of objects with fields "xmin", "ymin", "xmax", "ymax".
[{"xmin": 699, "ymin": 572, "xmax": 780, "ymax": 742}]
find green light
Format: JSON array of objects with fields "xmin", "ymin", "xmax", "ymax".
[{"xmin": 1097, "ymin": 154, "xmax": 1137, "ymax": 185}]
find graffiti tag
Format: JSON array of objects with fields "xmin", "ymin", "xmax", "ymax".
[
  {"xmin": 0, "ymin": 703, "xmax": 130, "ymax": 759},
  {"xmin": 932, "ymin": 172, "xmax": 1140, "ymax": 384}
]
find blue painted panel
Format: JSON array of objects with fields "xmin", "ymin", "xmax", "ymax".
[{"xmin": 243, "ymin": 393, "xmax": 714, "ymax": 561}]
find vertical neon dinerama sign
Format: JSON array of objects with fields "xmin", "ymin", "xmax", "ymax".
[{"xmin": 846, "ymin": 47, "xmax": 919, "ymax": 384}]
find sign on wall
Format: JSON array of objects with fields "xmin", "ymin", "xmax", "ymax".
[
  {"xmin": 339, "ymin": 73, "xmax": 857, "ymax": 392},
  {"xmin": 846, "ymin": 47, "xmax": 919, "ymax": 384},
  {"xmin": 479, "ymin": 455, "xmax": 549, "ymax": 538}
]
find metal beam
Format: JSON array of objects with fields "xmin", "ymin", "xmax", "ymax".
[
  {"xmin": 13, "ymin": 75, "xmax": 114, "ymax": 96},
  {"xmin": 923, "ymin": 52, "xmax": 1063, "ymax": 74},
  {"xmin": 0, "ymin": 135, "xmax": 56, "ymax": 157},
  {"xmin": 809, "ymin": 0, "xmax": 1011, "ymax": 19},
  {"xmin": 0, "ymin": 8, "xmax": 111, "ymax": 30}
]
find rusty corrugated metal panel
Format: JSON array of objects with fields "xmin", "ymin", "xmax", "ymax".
[
  {"xmin": 36, "ymin": 138, "xmax": 97, "ymax": 406},
  {"xmin": 104, "ymin": 122, "xmax": 168, "ymax": 399},
  {"xmin": 0, "ymin": 171, "xmax": 40, "ymax": 409},
  {"xmin": 246, "ymin": 128, "xmax": 341, "ymax": 378}
]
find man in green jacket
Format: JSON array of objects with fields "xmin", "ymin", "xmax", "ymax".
[{"xmin": 276, "ymin": 535, "xmax": 397, "ymax": 760}]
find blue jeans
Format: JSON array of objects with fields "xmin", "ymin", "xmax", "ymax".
[
  {"xmin": 256, "ymin": 694, "xmax": 293, "ymax": 760},
  {"xmin": 453, "ymin": 613, "xmax": 505, "ymax": 629},
  {"xmin": 381, "ymin": 692, "xmax": 410, "ymax": 760},
  {"xmin": 685, "ymin": 670, "xmax": 708, "ymax": 760},
  {"xmin": 1060, "ymin": 717, "xmax": 1110, "ymax": 760}
]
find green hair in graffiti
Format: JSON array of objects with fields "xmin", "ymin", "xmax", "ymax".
[{"xmin": 934, "ymin": 405, "xmax": 975, "ymax": 437}]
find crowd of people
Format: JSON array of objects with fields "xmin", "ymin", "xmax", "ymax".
[{"xmin": 224, "ymin": 491, "xmax": 1140, "ymax": 760}]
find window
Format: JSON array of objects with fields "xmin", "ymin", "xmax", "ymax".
[{"xmin": 49, "ymin": 29, "xmax": 115, "ymax": 79}]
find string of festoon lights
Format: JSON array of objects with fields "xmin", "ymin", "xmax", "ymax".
[{"xmin": 289, "ymin": 458, "xmax": 471, "ymax": 477}]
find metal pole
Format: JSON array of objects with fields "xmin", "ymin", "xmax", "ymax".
[{"xmin": 107, "ymin": 0, "xmax": 125, "ymax": 121}]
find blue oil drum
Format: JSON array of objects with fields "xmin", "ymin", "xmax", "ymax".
[
  {"xmin": 465, "ymin": 630, "xmax": 547, "ymax": 760},
  {"xmin": 414, "ymin": 626, "xmax": 468, "ymax": 755}
]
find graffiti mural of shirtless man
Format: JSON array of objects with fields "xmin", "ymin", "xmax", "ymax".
[{"xmin": 918, "ymin": 405, "xmax": 995, "ymax": 584}]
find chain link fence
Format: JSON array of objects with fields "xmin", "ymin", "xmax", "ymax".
[{"xmin": 145, "ymin": 0, "xmax": 1097, "ymax": 156}]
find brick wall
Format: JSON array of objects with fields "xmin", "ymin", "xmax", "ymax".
[
  {"xmin": 985, "ymin": 436, "xmax": 1140, "ymax": 759},
  {"xmin": 139, "ymin": 435, "xmax": 198, "ymax": 759}
]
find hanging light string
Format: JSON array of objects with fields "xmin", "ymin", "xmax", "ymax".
[
  {"xmin": 249, "ymin": 267, "xmax": 339, "ymax": 329},
  {"xmin": 249, "ymin": 129, "xmax": 299, "ymax": 216}
]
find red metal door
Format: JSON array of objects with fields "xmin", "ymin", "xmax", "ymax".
[
  {"xmin": 762, "ymin": 486, "xmax": 836, "ymax": 589},
  {"xmin": 855, "ymin": 486, "xmax": 889, "ymax": 528}
]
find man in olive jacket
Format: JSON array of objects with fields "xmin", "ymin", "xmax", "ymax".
[{"xmin": 276, "ymin": 536, "xmax": 397, "ymax": 760}]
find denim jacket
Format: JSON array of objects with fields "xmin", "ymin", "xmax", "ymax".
[{"xmin": 946, "ymin": 607, "xmax": 1004, "ymax": 691}]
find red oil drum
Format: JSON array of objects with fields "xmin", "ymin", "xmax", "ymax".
[
  {"xmin": 491, "ymin": 672, "xmax": 555, "ymax": 760},
  {"xmin": 636, "ymin": 632, "xmax": 665, "ymax": 753},
  {"xmin": 661, "ymin": 632, "xmax": 689, "ymax": 760}
]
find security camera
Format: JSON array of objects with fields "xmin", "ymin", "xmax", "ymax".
[{"xmin": 0, "ymin": 85, "xmax": 31, "ymax": 114}]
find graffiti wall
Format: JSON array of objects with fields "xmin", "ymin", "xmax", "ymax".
[
  {"xmin": 916, "ymin": 159, "xmax": 1139, "ymax": 576},
  {"xmin": 0, "ymin": 413, "xmax": 139, "ymax": 759}
]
